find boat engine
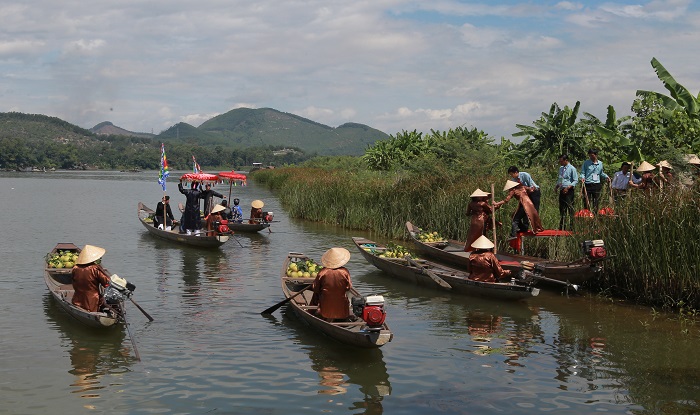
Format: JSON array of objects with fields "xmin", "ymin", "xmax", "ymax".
[
  {"xmin": 104, "ymin": 274, "xmax": 136, "ymax": 304},
  {"xmin": 351, "ymin": 295, "xmax": 386, "ymax": 331},
  {"xmin": 216, "ymin": 219, "xmax": 231, "ymax": 234},
  {"xmin": 582, "ymin": 240, "xmax": 606, "ymax": 261},
  {"xmin": 264, "ymin": 211, "xmax": 274, "ymax": 222}
]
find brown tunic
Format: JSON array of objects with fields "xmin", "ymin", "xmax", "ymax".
[
  {"xmin": 312, "ymin": 267, "xmax": 352, "ymax": 320},
  {"xmin": 72, "ymin": 264, "xmax": 111, "ymax": 312},
  {"xmin": 249, "ymin": 207, "xmax": 263, "ymax": 224},
  {"xmin": 205, "ymin": 212, "xmax": 222, "ymax": 236},
  {"xmin": 464, "ymin": 200, "xmax": 493, "ymax": 251},
  {"xmin": 637, "ymin": 173, "xmax": 658, "ymax": 194},
  {"xmin": 497, "ymin": 186, "xmax": 544, "ymax": 233},
  {"xmin": 468, "ymin": 251, "xmax": 511, "ymax": 282}
]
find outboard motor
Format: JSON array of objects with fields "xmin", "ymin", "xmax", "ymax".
[
  {"xmin": 352, "ymin": 295, "xmax": 386, "ymax": 331},
  {"xmin": 264, "ymin": 211, "xmax": 274, "ymax": 223},
  {"xmin": 104, "ymin": 274, "xmax": 135, "ymax": 305},
  {"xmin": 582, "ymin": 240, "xmax": 606, "ymax": 260},
  {"xmin": 216, "ymin": 219, "xmax": 231, "ymax": 234}
]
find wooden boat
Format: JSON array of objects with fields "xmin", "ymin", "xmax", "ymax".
[
  {"xmin": 405, "ymin": 221, "xmax": 603, "ymax": 286},
  {"xmin": 226, "ymin": 221, "xmax": 270, "ymax": 233},
  {"xmin": 280, "ymin": 252, "xmax": 393, "ymax": 348},
  {"xmin": 44, "ymin": 243, "xmax": 124, "ymax": 329},
  {"xmin": 138, "ymin": 202, "xmax": 230, "ymax": 248},
  {"xmin": 353, "ymin": 237, "xmax": 539, "ymax": 301}
]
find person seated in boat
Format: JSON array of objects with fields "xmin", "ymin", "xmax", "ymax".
[
  {"xmin": 311, "ymin": 247, "xmax": 352, "ymax": 321},
  {"xmin": 468, "ymin": 235, "xmax": 512, "ymax": 283},
  {"xmin": 71, "ymin": 245, "xmax": 111, "ymax": 313},
  {"xmin": 231, "ymin": 198, "xmax": 244, "ymax": 223},
  {"xmin": 204, "ymin": 204, "xmax": 225, "ymax": 236},
  {"xmin": 249, "ymin": 199, "xmax": 264, "ymax": 224},
  {"xmin": 179, "ymin": 180, "xmax": 203, "ymax": 234},
  {"xmin": 464, "ymin": 188, "xmax": 499, "ymax": 252},
  {"xmin": 154, "ymin": 195, "xmax": 176, "ymax": 230},
  {"xmin": 219, "ymin": 199, "xmax": 232, "ymax": 220},
  {"xmin": 494, "ymin": 180, "xmax": 544, "ymax": 238}
]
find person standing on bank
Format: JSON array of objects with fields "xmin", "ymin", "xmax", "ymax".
[
  {"xmin": 629, "ymin": 161, "xmax": 658, "ymax": 195},
  {"xmin": 580, "ymin": 149, "xmax": 610, "ymax": 214},
  {"xmin": 201, "ymin": 183, "xmax": 225, "ymax": 217},
  {"xmin": 468, "ymin": 235, "xmax": 512, "ymax": 283},
  {"xmin": 556, "ymin": 154, "xmax": 578, "ymax": 230},
  {"xmin": 611, "ymin": 162, "xmax": 641, "ymax": 201},
  {"xmin": 154, "ymin": 195, "xmax": 175, "ymax": 230},
  {"xmin": 311, "ymin": 247, "xmax": 353, "ymax": 321},
  {"xmin": 72, "ymin": 245, "xmax": 111, "ymax": 312},
  {"xmin": 464, "ymin": 188, "xmax": 497, "ymax": 251},
  {"xmin": 178, "ymin": 180, "xmax": 203, "ymax": 234},
  {"xmin": 494, "ymin": 180, "xmax": 544, "ymax": 237}
]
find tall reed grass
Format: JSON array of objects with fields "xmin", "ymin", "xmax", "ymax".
[{"xmin": 253, "ymin": 167, "xmax": 700, "ymax": 309}]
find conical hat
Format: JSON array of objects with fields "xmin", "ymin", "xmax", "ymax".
[
  {"xmin": 471, "ymin": 235, "xmax": 495, "ymax": 250},
  {"xmin": 657, "ymin": 160, "xmax": 673, "ymax": 169},
  {"xmin": 76, "ymin": 245, "xmax": 106, "ymax": 265},
  {"xmin": 636, "ymin": 161, "xmax": 656, "ymax": 172},
  {"xmin": 251, "ymin": 199, "xmax": 264, "ymax": 209},
  {"xmin": 686, "ymin": 154, "xmax": 700, "ymax": 165},
  {"xmin": 470, "ymin": 188, "xmax": 490, "ymax": 198},
  {"xmin": 321, "ymin": 247, "xmax": 351, "ymax": 269},
  {"xmin": 503, "ymin": 180, "xmax": 520, "ymax": 192},
  {"xmin": 211, "ymin": 204, "xmax": 225, "ymax": 214}
]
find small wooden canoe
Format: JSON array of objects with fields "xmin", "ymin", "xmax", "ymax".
[
  {"xmin": 353, "ymin": 237, "xmax": 539, "ymax": 301},
  {"xmin": 138, "ymin": 202, "xmax": 230, "ymax": 249},
  {"xmin": 44, "ymin": 243, "xmax": 124, "ymax": 329},
  {"xmin": 281, "ymin": 252, "xmax": 393, "ymax": 348},
  {"xmin": 405, "ymin": 221, "xmax": 601, "ymax": 286}
]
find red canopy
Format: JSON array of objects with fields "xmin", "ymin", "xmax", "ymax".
[
  {"xmin": 180, "ymin": 173, "xmax": 220, "ymax": 183},
  {"xmin": 218, "ymin": 171, "xmax": 247, "ymax": 181}
]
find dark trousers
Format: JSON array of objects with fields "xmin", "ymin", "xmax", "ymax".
[
  {"xmin": 511, "ymin": 188, "xmax": 541, "ymax": 236},
  {"xmin": 559, "ymin": 188, "xmax": 575, "ymax": 230},
  {"xmin": 584, "ymin": 183, "xmax": 603, "ymax": 214}
]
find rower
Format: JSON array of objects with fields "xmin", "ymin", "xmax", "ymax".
[{"xmin": 468, "ymin": 235, "xmax": 512, "ymax": 283}]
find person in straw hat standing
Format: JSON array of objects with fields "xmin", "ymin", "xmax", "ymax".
[
  {"xmin": 494, "ymin": 180, "xmax": 544, "ymax": 237},
  {"xmin": 464, "ymin": 188, "xmax": 499, "ymax": 251},
  {"xmin": 249, "ymin": 200, "xmax": 265, "ymax": 224},
  {"xmin": 311, "ymin": 247, "xmax": 353, "ymax": 321},
  {"xmin": 655, "ymin": 160, "xmax": 675, "ymax": 188},
  {"xmin": 629, "ymin": 161, "xmax": 658, "ymax": 195},
  {"xmin": 468, "ymin": 235, "xmax": 512, "ymax": 282},
  {"xmin": 72, "ymin": 245, "xmax": 111, "ymax": 312}
]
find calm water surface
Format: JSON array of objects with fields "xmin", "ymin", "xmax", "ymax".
[{"xmin": 1, "ymin": 171, "xmax": 698, "ymax": 415}]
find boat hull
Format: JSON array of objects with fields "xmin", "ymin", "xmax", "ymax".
[
  {"xmin": 353, "ymin": 237, "xmax": 539, "ymax": 301},
  {"xmin": 139, "ymin": 202, "xmax": 229, "ymax": 248}
]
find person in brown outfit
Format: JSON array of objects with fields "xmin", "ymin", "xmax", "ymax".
[
  {"xmin": 629, "ymin": 161, "xmax": 658, "ymax": 195},
  {"xmin": 494, "ymin": 180, "xmax": 544, "ymax": 236},
  {"xmin": 464, "ymin": 188, "xmax": 497, "ymax": 251},
  {"xmin": 312, "ymin": 247, "xmax": 352, "ymax": 321},
  {"xmin": 205, "ymin": 204, "xmax": 225, "ymax": 236},
  {"xmin": 71, "ymin": 245, "xmax": 111, "ymax": 312},
  {"xmin": 249, "ymin": 199, "xmax": 264, "ymax": 224},
  {"xmin": 468, "ymin": 235, "xmax": 512, "ymax": 283}
]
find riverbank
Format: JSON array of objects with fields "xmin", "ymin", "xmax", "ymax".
[{"xmin": 253, "ymin": 165, "xmax": 700, "ymax": 311}]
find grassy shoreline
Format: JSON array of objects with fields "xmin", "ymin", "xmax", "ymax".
[{"xmin": 253, "ymin": 166, "xmax": 700, "ymax": 311}]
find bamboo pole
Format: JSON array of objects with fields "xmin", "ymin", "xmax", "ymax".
[{"xmin": 491, "ymin": 183, "xmax": 497, "ymax": 255}]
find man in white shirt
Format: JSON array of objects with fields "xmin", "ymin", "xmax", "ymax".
[{"xmin": 611, "ymin": 162, "xmax": 641, "ymax": 201}]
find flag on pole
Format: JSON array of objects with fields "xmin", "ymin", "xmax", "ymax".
[
  {"xmin": 192, "ymin": 155, "xmax": 202, "ymax": 173},
  {"xmin": 158, "ymin": 143, "xmax": 169, "ymax": 191}
]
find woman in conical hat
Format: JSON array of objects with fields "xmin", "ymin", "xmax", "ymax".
[
  {"xmin": 72, "ymin": 245, "xmax": 112, "ymax": 312},
  {"xmin": 205, "ymin": 204, "xmax": 226, "ymax": 236},
  {"xmin": 656, "ymin": 160, "xmax": 675, "ymax": 187},
  {"xmin": 464, "ymin": 188, "xmax": 498, "ymax": 252},
  {"xmin": 249, "ymin": 200, "xmax": 265, "ymax": 224},
  {"xmin": 312, "ymin": 248, "xmax": 352, "ymax": 321},
  {"xmin": 494, "ymin": 179, "xmax": 544, "ymax": 236},
  {"xmin": 468, "ymin": 236, "xmax": 512, "ymax": 283},
  {"xmin": 629, "ymin": 161, "xmax": 658, "ymax": 194}
]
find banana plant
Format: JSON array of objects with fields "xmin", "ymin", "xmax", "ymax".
[{"xmin": 636, "ymin": 57, "xmax": 700, "ymax": 120}]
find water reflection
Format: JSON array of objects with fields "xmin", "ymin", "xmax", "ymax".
[
  {"xmin": 267, "ymin": 312, "xmax": 391, "ymax": 414},
  {"xmin": 43, "ymin": 295, "xmax": 134, "ymax": 400}
]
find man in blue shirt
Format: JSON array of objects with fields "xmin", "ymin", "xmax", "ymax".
[
  {"xmin": 580, "ymin": 149, "xmax": 610, "ymax": 215},
  {"xmin": 556, "ymin": 154, "xmax": 578, "ymax": 230},
  {"xmin": 507, "ymin": 166, "xmax": 541, "ymax": 237}
]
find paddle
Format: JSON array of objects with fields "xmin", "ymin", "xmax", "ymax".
[
  {"xmin": 129, "ymin": 297, "xmax": 154, "ymax": 322},
  {"xmin": 122, "ymin": 309, "xmax": 141, "ymax": 361},
  {"xmin": 405, "ymin": 255, "xmax": 452, "ymax": 290},
  {"xmin": 261, "ymin": 284, "xmax": 312, "ymax": 315}
]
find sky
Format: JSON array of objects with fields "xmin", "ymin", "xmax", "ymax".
[{"xmin": 1, "ymin": 0, "xmax": 699, "ymax": 140}]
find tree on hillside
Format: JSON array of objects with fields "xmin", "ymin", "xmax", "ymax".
[{"xmin": 513, "ymin": 101, "xmax": 585, "ymax": 168}]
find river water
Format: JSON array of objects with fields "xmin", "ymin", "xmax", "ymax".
[{"xmin": 0, "ymin": 170, "xmax": 698, "ymax": 415}]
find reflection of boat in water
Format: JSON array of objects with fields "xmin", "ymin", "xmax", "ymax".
[
  {"xmin": 270, "ymin": 311, "xmax": 391, "ymax": 413},
  {"xmin": 43, "ymin": 294, "xmax": 134, "ymax": 398}
]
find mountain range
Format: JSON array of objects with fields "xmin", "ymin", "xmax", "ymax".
[{"xmin": 91, "ymin": 107, "xmax": 390, "ymax": 155}]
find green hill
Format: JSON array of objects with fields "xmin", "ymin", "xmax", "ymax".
[{"xmin": 187, "ymin": 107, "xmax": 389, "ymax": 155}]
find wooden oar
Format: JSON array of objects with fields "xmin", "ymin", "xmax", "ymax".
[
  {"xmin": 405, "ymin": 256, "xmax": 452, "ymax": 289},
  {"xmin": 114, "ymin": 302, "xmax": 141, "ymax": 361},
  {"xmin": 129, "ymin": 297, "xmax": 154, "ymax": 322},
  {"xmin": 261, "ymin": 284, "xmax": 312, "ymax": 315},
  {"xmin": 491, "ymin": 183, "xmax": 497, "ymax": 254}
]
